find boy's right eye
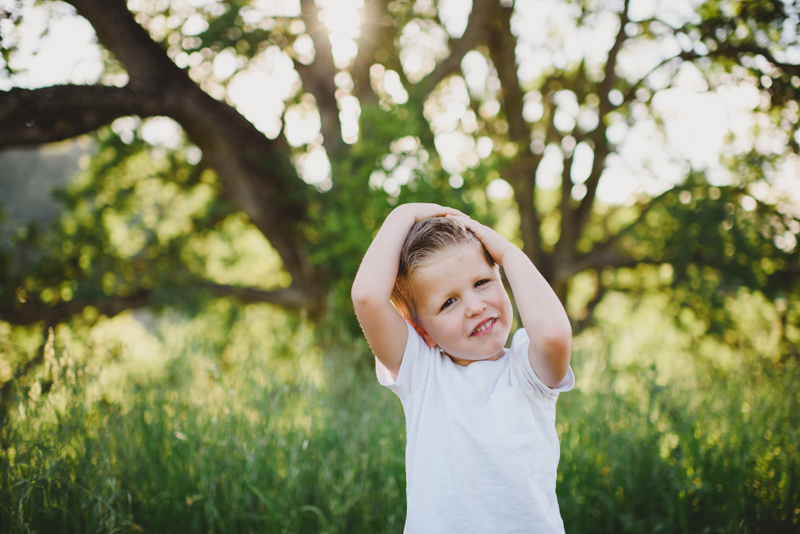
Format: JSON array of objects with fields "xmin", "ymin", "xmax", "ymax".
[{"xmin": 440, "ymin": 298, "xmax": 455, "ymax": 311}]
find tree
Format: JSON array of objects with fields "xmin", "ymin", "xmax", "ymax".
[{"xmin": 1, "ymin": 0, "xmax": 799, "ymax": 339}]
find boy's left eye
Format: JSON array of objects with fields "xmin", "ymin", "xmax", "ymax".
[
  {"xmin": 475, "ymin": 279, "xmax": 490, "ymax": 288},
  {"xmin": 440, "ymin": 297, "xmax": 456, "ymax": 311}
]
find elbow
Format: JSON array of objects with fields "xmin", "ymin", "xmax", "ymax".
[
  {"xmin": 351, "ymin": 281, "xmax": 378, "ymax": 313},
  {"xmin": 351, "ymin": 273, "xmax": 396, "ymax": 318},
  {"xmin": 542, "ymin": 326, "xmax": 572, "ymax": 365},
  {"xmin": 351, "ymin": 285, "xmax": 367, "ymax": 310},
  {"xmin": 528, "ymin": 324, "xmax": 573, "ymax": 388},
  {"xmin": 544, "ymin": 336, "xmax": 572, "ymax": 388}
]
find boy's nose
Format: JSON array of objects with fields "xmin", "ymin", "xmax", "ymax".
[{"xmin": 465, "ymin": 295, "xmax": 486, "ymax": 317}]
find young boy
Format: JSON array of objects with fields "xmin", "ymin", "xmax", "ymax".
[{"xmin": 351, "ymin": 203, "xmax": 574, "ymax": 533}]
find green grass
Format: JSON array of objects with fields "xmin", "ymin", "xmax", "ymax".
[
  {"xmin": 1, "ymin": 313, "xmax": 408, "ymax": 533},
  {"xmin": 556, "ymin": 359, "xmax": 799, "ymax": 533},
  {"xmin": 1, "ymin": 299, "xmax": 799, "ymax": 533}
]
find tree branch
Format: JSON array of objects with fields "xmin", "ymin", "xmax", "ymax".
[
  {"xmin": 508, "ymin": 153, "xmax": 544, "ymax": 265},
  {"xmin": 297, "ymin": 0, "xmax": 343, "ymax": 156},
  {"xmin": 0, "ymin": 284, "xmax": 312, "ymax": 327},
  {"xmin": 419, "ymin": 0, "xmax": 491, "ymax": 95},
  {"xmin": 554, "ymin": 151, "xmax": 577, "ymax": 264},
  {"xmin": 0, "ymin": 85, "xmax": 151, "ymax": 147},
  {"xmin": 710, "ymin": 40, "xmax": 800, "ymax": 76},
  {"xmin": 570, "ymin": 186, "xmax": 675, "ymax": 275},
  {"xmin": 351, "ymin": 0, "xmax": 393, "ymax": 103},
  {"xmin": 483, "ymin": 0, "xmax": 549, "ymax": 270},
  {"xmin": 68, "ymin": 0, "xmax": 178, "ymax": 92},
  {"xmin": 575, "ymin": 270, "xmax": 607, "ymax": 333},
  {"xmin": 573, "ymin": 0, "xmax": 631, "ymax": 240},
  {"xmin": 56, "ymin": 0, "xmax": 324, "ymax": 311},
  {"xmin": 621, "ymin": 50, "xmax": 695, "ymax": 104},
  {"xmin": 205, "ymin": 283, "xmax": 313, "ymax": 308},
  {"xmin": 0, "ymin": 292, "xmax": 152, "ymax": 327},
  {"xmin": 486, "ymin": 0, "xmax": 527, "ymax": 143},
  {"xmin": 570, "ymin": 236, "xmax": 636, "ymax": 275}
]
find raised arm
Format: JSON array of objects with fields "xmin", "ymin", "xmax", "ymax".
[
  {"xmin": 460, "ymin": 218, "xmax": 572, "ymax": 387},
  {"xmin": 352, "ymin": 203, "xmax": 465, "ymax": 377}
]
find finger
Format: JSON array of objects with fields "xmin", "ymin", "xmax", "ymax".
[
  {"xmin": 459, "ymin": 217, "xmax": 485, "ymax": 231},
  {"xmin": 442, "ymin": 208, "xmax": 467, "ymax": 217},
  {"xmin": 446, "ymin": 214, "xmax": 474, "ymax": 224}
]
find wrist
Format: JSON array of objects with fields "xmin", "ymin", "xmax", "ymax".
[
  {"xmin": 387, "ymin": 204, "xmax": 419, "ymax": 227},
  {"xmin": 497, "ymin": 245, "xmax": 527, "ymax": 268}
]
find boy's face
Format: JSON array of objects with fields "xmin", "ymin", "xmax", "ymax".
[{"xmin": 409, "ymin": 244, "xmax": 513, "ymax": 365}]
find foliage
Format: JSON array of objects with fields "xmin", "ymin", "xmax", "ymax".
[
  {"xmin": 2, "ymin": 2, "xmax": 799, "ymax": 531},
  {"xmin": 2, "ymin": 0, "xmax": 800, "ymax": 337},
  {"xmin": 608, "ymin": 172, "xmax": 800, "ymax": 343},
  {"xmin": 306, "ymin": 101, "xmax": 473, "ymax": 329},
  {"xmin": 0, "ymin": 126, "xmax": 292, "ymax": 325}
]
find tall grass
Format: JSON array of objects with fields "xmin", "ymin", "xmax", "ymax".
[
  {"xmin": 2, "ymin": 311, "xmax": 408, "ymax": 533},
  {"xmin": 1, "ymin": 299, "xmax": 798, "ymax": 533},
  {"xmin": 557, "ymin": 347, "xmax": 799, "ymax": 532}
]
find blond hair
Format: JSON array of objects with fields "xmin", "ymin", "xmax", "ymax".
[{"xmin": 391, "ymin": 216, "xmax": 495, "ymax": 321}]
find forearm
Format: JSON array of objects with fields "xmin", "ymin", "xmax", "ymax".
[
  {"xmin": 458, "ymin": 215, "xmax": 571, "ymax": 385},
  {"xmin": 501, "ymin": 247, "xmax": 572, "ymax": 383},
  {"xmin": 351, "ymin": 206, "xmax": 419, "ymax": 375},
  {"xmin": 351, "ymin": 206, "xmax": 417, "ymax": 306},
  {"xmin": 352, "ymin": 204, "xmax": 465, "ymax": 375}
]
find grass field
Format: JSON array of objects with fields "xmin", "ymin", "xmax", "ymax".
[{"xmin": 1, "ymin": 293, "xmax": 799, "ymax": 533}]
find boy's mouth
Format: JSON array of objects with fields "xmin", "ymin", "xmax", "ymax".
[{"xmin": 471, "ymin": 317, "xmax": 496, "ymax": 337}]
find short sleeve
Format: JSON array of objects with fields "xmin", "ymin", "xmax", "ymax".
[
  {"xmin": 375, "ymin": 322, "xmax": 433, "ymax": 401},
  {"xmin": 509, "ymin": 328, "xmax": 574, "ymax": 395}
]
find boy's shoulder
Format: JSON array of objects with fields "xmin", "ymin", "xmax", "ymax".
[{"xmin": 509, "ymin": 327, "xmax": 530, "ymax": 349}]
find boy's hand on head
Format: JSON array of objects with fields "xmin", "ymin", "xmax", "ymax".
[
  {"xmin": 450, "ymin": 216, "xmax": 516, "ymax": 266},
  {"xmin": 400, "ymin": 203, "xmax": 466, "ymax": 223},
  {"xmin": 449, "ymin": 215, "xmax": 572, "ymax": 388},
  {"xmin": 353, "ymin": 202, "xmax": 466, "ymax": 379}
]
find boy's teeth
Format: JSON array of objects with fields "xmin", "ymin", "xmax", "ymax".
[{"xmin": 473, "ymin": 318, "xmax": 494, "ymax": 334}]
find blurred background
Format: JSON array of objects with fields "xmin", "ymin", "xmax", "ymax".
[{"xmin": 1, "ymin": 0, "xmax": 799, "ymax": 531}]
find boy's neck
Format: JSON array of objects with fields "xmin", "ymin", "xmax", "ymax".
[{"xmin": 443, "ymin": 349, "xmax": 505, "ymax": 367}]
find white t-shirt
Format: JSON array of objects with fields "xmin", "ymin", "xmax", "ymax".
[{"xmin": 376, "ymin": 323, "xmax": 574, "ymax": 534}]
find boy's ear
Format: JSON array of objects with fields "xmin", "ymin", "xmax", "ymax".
[{"xmin": 408, "ymin": 321, "xmax": 438, "ymax": 349}]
